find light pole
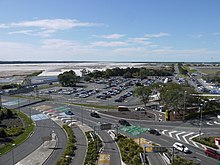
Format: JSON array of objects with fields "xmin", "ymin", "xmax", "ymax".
[
  {"xmin": 17, "ymin": 97, "xmax": 20, "ymax": 111},
  {"xmin": 12, "ymin": 143, "xmax": 15, "ymax": 165},
  {"xmin": 199, "ymin": 105, "xmax": 202, "ymax": 139},
  {"xmin": 81, "ymin": 99, "xmax": 83, "ymax": 125},
  {"xmin": 183, "ymin": 91, "xmax": 187, "ymax": 121},
  {"xmin": 29, "ymin": 99, "xmax": 31, "ymax": 118}
]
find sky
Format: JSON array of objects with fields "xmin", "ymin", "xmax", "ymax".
[{"xmin": 0, "ymin": 0, "xmax": 220, "ymax": 62}]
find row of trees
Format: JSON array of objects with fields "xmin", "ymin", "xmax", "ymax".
[
  {"xmin": 57, "ymin": 67, "xmax": 175, "ymax": 87},
  {"xmin": 135, "ymin": 82, "xmax": 198, "ymax": 112},
  {"xmin": 202, "ymin": 71, "xmax": 220, "ymax": 84},
  {"xmin": 86, "ymin": 66, "xmax": 174, "ymax": 79},
  {"xmin": 178, "ymin": 63, "xmax": 188, "ymax": 75}
]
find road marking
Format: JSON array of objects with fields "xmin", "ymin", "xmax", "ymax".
[
  {"xmin": 206, "ymin": 122, "xmax": 214, "ymax": 125},
  {"xmin": 159, "ymin": 138, "xmax": 169, "ymax": 143},
  {"xmin": 176, "ymin": 131, "xmax": 186, "ymax": 141},
  {"xmin": 169, "ymin": 131, "xmax": 178, "ymax": 138},
  {"xmin": 183, "ymin": 132, "xmax": 194, "ymax": 144},
  {"xmin": 161, "ymin": 130, "xmax": 168, "ymax": 134},
  {"xmin": 214, "ymin": 121, "xmax": 220, "ymax": 125},
  {"xmin": 195, "ymin": 151, "xmax": 208, "ymax": 158}
]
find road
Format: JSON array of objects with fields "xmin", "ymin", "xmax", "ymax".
[{"xmin": 2, "ymin": 95, "xmax": 220, "ymax": 165}]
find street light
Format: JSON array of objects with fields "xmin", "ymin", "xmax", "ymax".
[
  {"xmin": 183, "ymin": 91, "xmax": 187, "ymax": 121},
  {"xmin": 12, "ymin": 143, "xmax": 15, "ymax": 165},
  {"xmin": 199, "ymin": 105, "xmax": 203, "ymax": 139},
  {"xmin": 81, "ymin": 98, "xmax": 83, "ymax": 125}
]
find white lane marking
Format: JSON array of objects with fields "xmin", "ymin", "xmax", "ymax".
[
  {"xmin": 162, "ymin": 130, "xmax": 168, "ymax": 134},
  {"xmin": 214, "ymin": 121, "xmax": 220, "ymax": 125},
  {"xmin": 182, "ymin": 132, "xmax": 194, "ymax": 144},
  {"xmin": 169, "ymin": 131, "xmax": 178, "ymax": 138},
  {"xmin": 176, "ymin": 131, "xmax": 186, "ymax": 141},
  {"xmin": 159, "ymin": 138, "xmax": 169, "ymax": 143},
  {"xmin": 195, "ymin": 151, "xmax": 208, "ymax": 158},
  {"xmin": 206, "ymin": 122, "xmax": 214, "ymax": 126},
  {"xmin": 188, "ymin": 133, "xmax": 204, "ymax": 148}
]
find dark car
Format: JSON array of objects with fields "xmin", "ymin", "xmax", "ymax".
[
  {"xmin": 148, "ymin": 129, "xmax": 160, "ymax": 135},
  {"xmin": 119, "ymin": 119, "xmax": 131, "ymax": 126},
  {"xmin": 90, "ymin": 112, "xmax": 100, "ymax": 118},
  {"xmin": 65, "ymin": 110, "xmax": 74, "ymax": 116}
]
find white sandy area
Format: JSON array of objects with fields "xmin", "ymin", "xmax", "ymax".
[{"xmin": 0, "ymin": 62, "xmax": 146, "ymax": 77}]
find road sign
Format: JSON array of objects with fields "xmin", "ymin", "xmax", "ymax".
[
  {"xmin": 100, "ymin": 123, "xmax": 112, "ymax": 130},
  {"xmin": 152, "ymin": 146, "xmax": 167, "ymax": 152},
  {"xmin": 98, "ymin": 154, "xmax": 110, "ymax": 165}
]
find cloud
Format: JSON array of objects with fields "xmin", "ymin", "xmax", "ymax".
[
  {"xmin": 213, "ymin": 32, "xmax": 220, "ymax": 35},
  {"xmin": 0, "ymin": 19, "xmax": 103, "ymax": 37},
  {"xmin": 99, "ymin": 33, "xmax": 125, "ymax": 39},
  {"xmin": 144, "ymin": 32, "xmax": 170, "ymax": 38},
  {"xmin": 128, "ymin": 37, "xmax": 151, "ymax": 45},
  {"xmin": 0, "ymin": 39, "xmax": 219, "ymax": 62},
  {"xmin": 91, "ymin": 41, "xmax": 128, "ymax": 47}
]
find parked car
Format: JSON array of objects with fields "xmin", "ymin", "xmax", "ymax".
[
  {"xmin": 119, "ymin": 119, "xmax": 131, "ymax": 126},
  {"xmin": 173, "ymin": 142, "xmax": 189, "ymax": 153},
  {"xmin": 205, "ymin": 148, "xmax": 220, "ymax": 160},
  {"xmin": 135, "ymin": 107, "xmax": 145, "ymax": 111},
  {"xmin": 148, "ymin": 128, "xmax": 160, "ymax": 135},
  {"xmin": 90, "ymin": 112, "xmax": 100, "ymax": 118},
  {"xmin": 65, "ymin": 110, "xmax": 74, "ymax": 116}
]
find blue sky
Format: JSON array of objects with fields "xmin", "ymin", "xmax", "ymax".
[{"xmin": 0, "ymin": 0, "xmax": 220, "ymax": 62}]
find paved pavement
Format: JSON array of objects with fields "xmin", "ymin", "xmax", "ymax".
[{"xmin": 16, "ymin": 133, "xmax": 57, "ymax": 165}]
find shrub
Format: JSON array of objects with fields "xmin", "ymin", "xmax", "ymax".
[{"xmin": 193, "ymin": 136, "xmax": 219, "ymax": 149}]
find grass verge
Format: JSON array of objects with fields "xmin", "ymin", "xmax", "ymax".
[{"xmin": 0, "ymin": 110, "xmax": 35, "ymax": 156}]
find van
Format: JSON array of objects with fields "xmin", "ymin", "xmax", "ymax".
[
  {"xmin": 118, "ymin": 106, "xmax": 129, "ymax": 112},
  {"xmin": 205, "ymin": 148, "xmax": 220, "ymax": 160}
]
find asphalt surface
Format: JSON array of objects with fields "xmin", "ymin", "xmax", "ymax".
[{"xmin": 1, "ymin": 93, "xmax": 220, "ymax": 165}]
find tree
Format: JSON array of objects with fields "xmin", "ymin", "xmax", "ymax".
[
  {"xmin": 0, "ymin": 128, "xmax": 7, "ymax": 138},
  {"xmin": 58, "ymin": 70, "xmax": 80, "ymax": 87},
  {"xmin": 135, "ymin": 86, "xmax": 151, "ymax": 106}
]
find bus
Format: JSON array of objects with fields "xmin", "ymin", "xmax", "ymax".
[{"xmin": 118, "ymin": 106, "xmax": 130, "ymax": 112}]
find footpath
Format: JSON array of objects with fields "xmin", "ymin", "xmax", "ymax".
[
  {"xmin": 16, "ymin": 116, "xmax": 92, "ymax": 165},
  {"xmin": 16, "ymin": 132, "xmax": 57, "ymax": 165}
]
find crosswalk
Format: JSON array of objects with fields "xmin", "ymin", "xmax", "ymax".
[
  {"xmin": 161, "ymin": 129, "xmax": 205, "ymax": 149},
  {"xmin": 208, "ymin": 121, "xmax": 220, "ymax": 125},
  {"xmin": 32, "ymin": 105, "xmax": 78, "ymax": 127}
]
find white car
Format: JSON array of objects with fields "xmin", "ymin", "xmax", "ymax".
[
  {"xmin": 173, "ymin": 142, "xmax": 189, "ymax": 153},
  {"xmin": 135, "ymin": 107, "xmax": 145, "ymax": 111},
  {"xmin": 108, "ymin": 130, "xmax": 117, "ymax": 140}
]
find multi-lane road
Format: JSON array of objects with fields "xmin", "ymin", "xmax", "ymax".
[{"xmin": 1, "ymin": 95, "xmax": 220, "ymax": 165}]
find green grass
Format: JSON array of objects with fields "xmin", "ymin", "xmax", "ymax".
[
  {"xmin": 193, "ymin": 136, "xmax": 220, "ymax": 149},
  {"xmin": 0, "ymin": 111, "xmax": 35, "ymax": 156}
]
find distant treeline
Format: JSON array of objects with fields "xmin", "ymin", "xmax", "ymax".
[{"xmin": 85, "ymin": 66, "xmax": 174, "ymax": 79}]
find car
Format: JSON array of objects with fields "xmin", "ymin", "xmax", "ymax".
[
  {"xmin": 119, "ymin": 119, "xmax": 131, "ymax": 126},
  {"xmin": 65, "ymin": 110, "xmax": 74, "ymax": 116},
  {"xmin": 90, "ymin": 112, "xmax": 100, "ymax": 118},
  {"xmin": 148, "ymin": 128, "xmax": 160, "ymax": 135},
  {"xmin": 173, "ymin": 142, "xmax": 189, "ymax": 153},
  {"xmin": 135, "ymin": 107, "xmax": 145, "ymax": 111},
  {"xmin": 205, "ymin": 148, "xmax": 220, "ymax": 160},
  {"xmin": 108, "ymin": 130, "xmax": 117, "ymax": 140}
]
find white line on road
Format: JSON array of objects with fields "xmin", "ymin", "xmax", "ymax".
[
  {"xmin": 206, "ymin": 122, "xmax": 214, "ymax": 126},
  {"xmin": 162, "ymin": 130, "xmax": 168, "ymax": 134},
  {"xmin": 169, "ymin": 131, "xmax": 178, "ymax": 138},
  {"xmin": 159, "ymin": 138, "xmax": 170, "ymax": 143},
  {"xmin": 195, "ymin": 151, "xmax": 208, "ymax": 158},
  {"xmin": 214, "ymin": 121, "xmax": 220, "ymax": 125},
  {"xmin": 176, "ymin": 131, "xmax": 186, "ymax": 141},
  {"xmin": 182, "ymin": 132, "xmax": 194, "ymax": 144}
]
